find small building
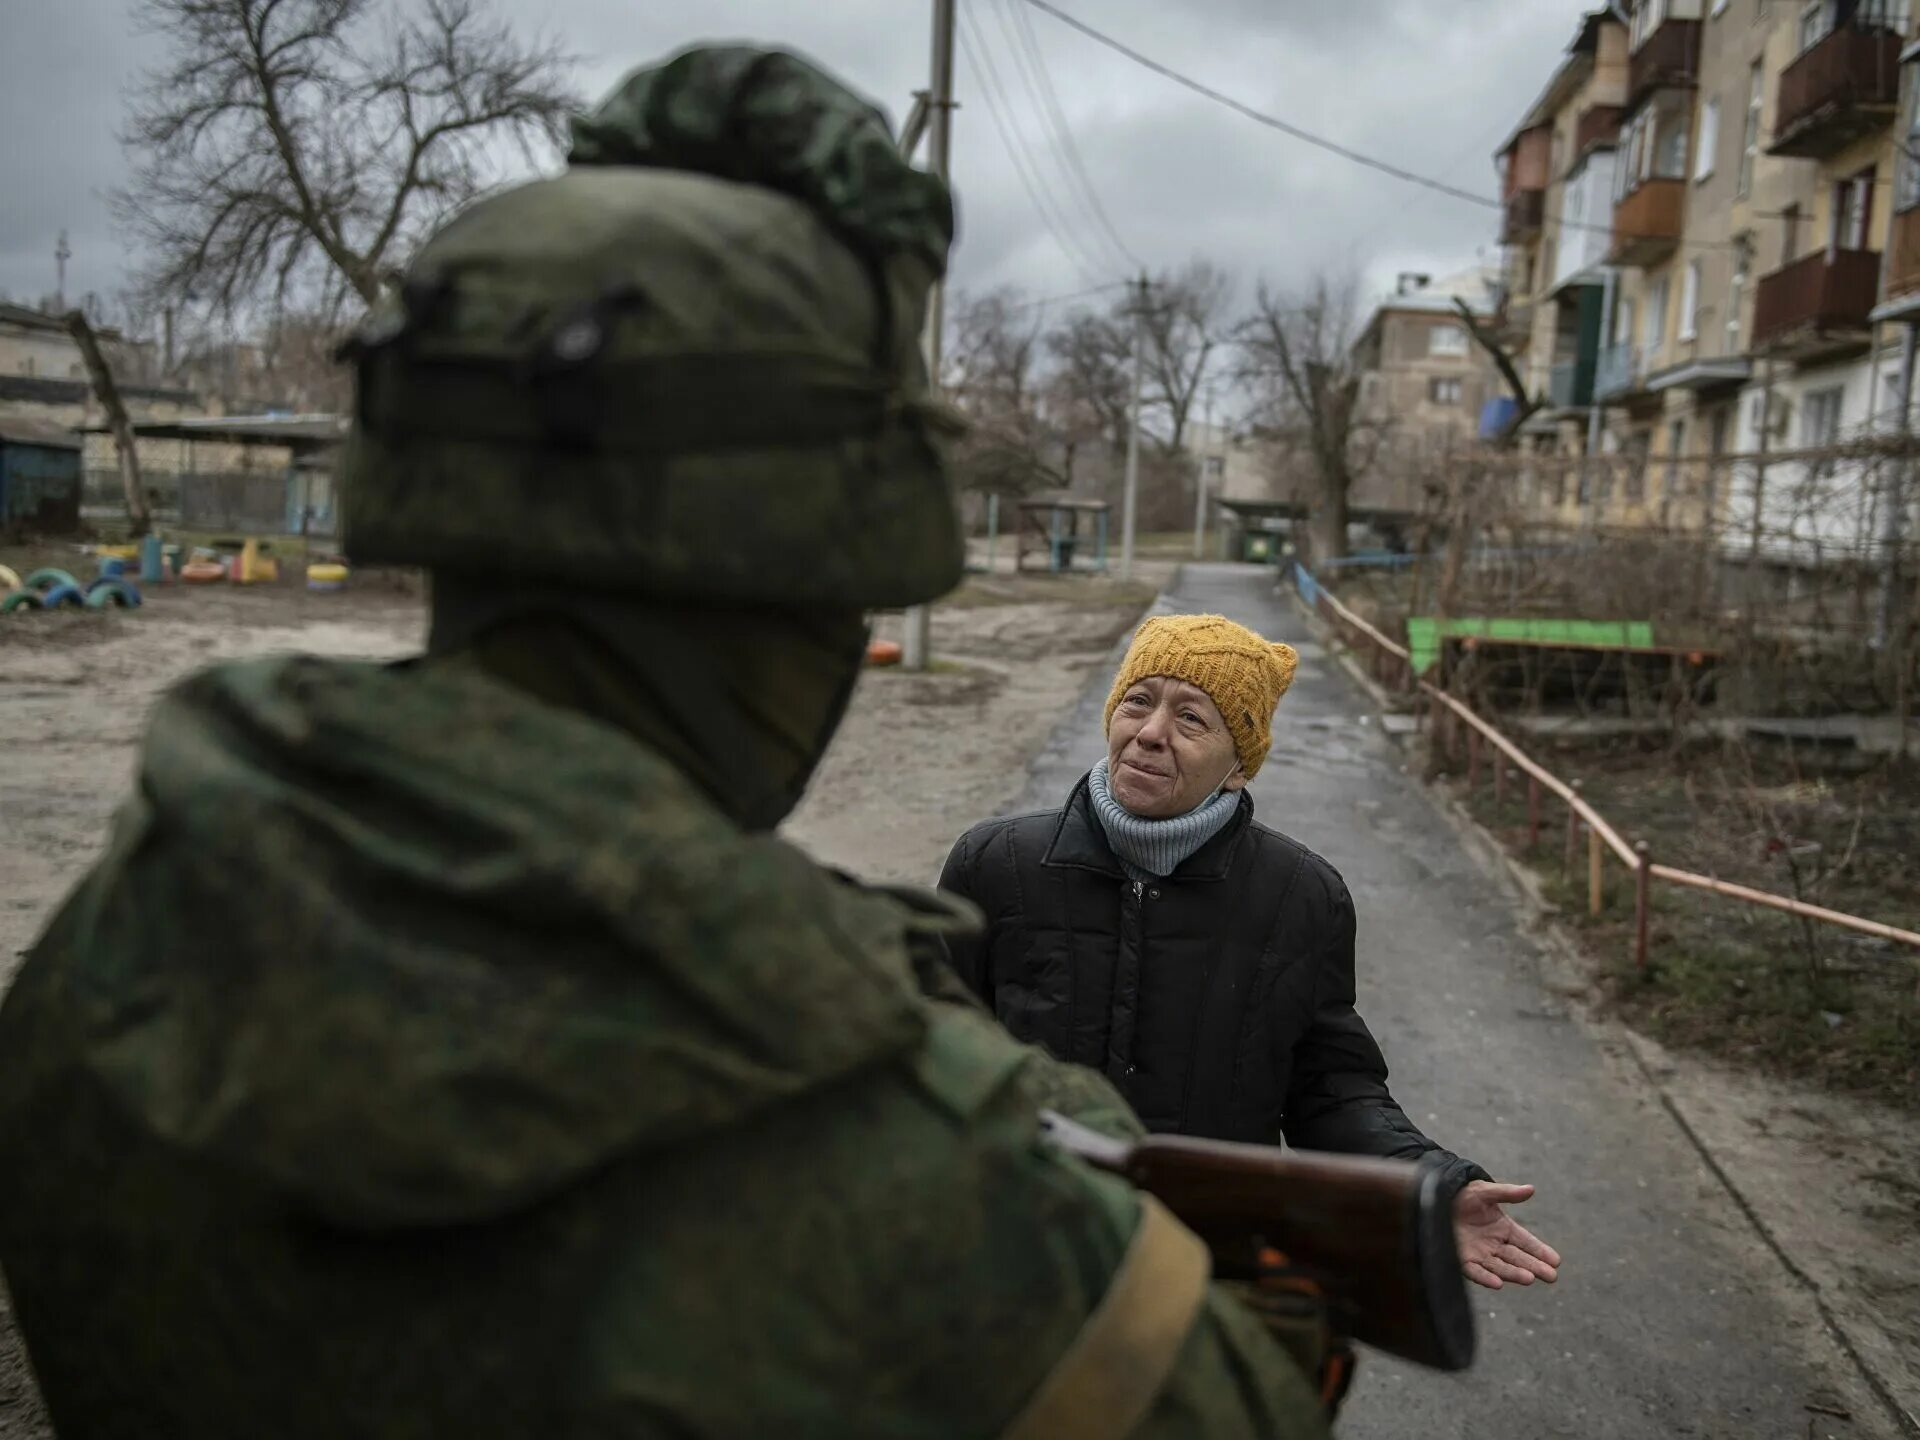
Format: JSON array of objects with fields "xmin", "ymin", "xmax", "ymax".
[
  {"xmin": 0, "ymin": 418, "xmax": 82, "ymax": 533},
  {"xmin": 83, "ymin": 414, "xmax": 346, "ymax": 536}
]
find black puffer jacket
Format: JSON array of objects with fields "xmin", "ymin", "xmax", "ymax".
[{"xmin": 939, "ymin": 777, "xmax": 1488, "ymax": 1197}]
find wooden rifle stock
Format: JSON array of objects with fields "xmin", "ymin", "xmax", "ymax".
[{"xmin": 1039, "ymin": 1111, "xmax": 1475, "ymax": 1372}]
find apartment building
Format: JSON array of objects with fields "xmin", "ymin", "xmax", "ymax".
[
  {"xmin": 1498, "ymin": 0, "xmax": 1914, "ymax": 566},
  {"xmin": 1494, "ymin": 10, "xmax": 1629, "ymax": 514},
  {"xmin": 1350, "ymin": 267, "xmax": 1505, "ymax": 449}
]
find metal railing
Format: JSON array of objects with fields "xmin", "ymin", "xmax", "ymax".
[{"xmin": 1291, "ymin": 564, "xmax": 1920, "ymax": 975}]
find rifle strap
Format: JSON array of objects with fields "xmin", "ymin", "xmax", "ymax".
[{"xmin": 999, "ymin": 1196, "xmax": 1210, "ymax": 1440}]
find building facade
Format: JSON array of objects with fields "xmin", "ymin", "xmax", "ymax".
[
  {"xmin": 1498, "ymin": 0, "xmax": 1917, "ymax": 568},
  {"xmin": 1351, "ymin": 267, "xmax": 1506, "ymax": 449}
]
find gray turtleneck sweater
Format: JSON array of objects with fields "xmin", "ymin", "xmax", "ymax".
[{"xmin": 1086, "ymin": 758, "xmax": 1242, "ymax": 882}]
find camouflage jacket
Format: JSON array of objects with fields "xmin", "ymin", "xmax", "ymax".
[{"xmin": 0, "ymin": 657, "xmax": 1326, "ymax": 1438}]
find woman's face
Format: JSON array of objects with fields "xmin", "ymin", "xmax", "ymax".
[{"xmin": 1106, "ymin": 675, "xmax": 1245, "ymax": 819}]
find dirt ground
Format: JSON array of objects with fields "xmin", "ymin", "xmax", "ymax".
[{"xmin": 0, "ymin": 550, "xmax": 1162, "ymax": 1435}]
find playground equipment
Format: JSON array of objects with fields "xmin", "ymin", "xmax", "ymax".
[
  {"xmin": 306, "ymin": 562, "xmax": 350, "ymax": 592},
  {"xmin": 2, "ymin": 565, "xmax": 142, "ymax": 615},
  {"xmin": 865, "ymin": 638, "xmax": 904, "ymax": 667}
]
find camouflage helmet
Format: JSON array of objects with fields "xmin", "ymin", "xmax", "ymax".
[{"xmin": 338, "ymin": 46, "xmax": 964, "ymax": 608}]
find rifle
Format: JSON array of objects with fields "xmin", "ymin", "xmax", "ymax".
[{"xmin": 1039, "ymin": 1111, "xmax": 1475, "ymax": 1372}]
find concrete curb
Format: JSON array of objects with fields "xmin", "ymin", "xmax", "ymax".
[{"xmin": 1282, "ymin": 580, "xmax": 1920, "ymax": 1440}]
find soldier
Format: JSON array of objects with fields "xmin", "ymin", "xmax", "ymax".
[{"xmin": 0, "ymin": 47, "xmax": 1338, "ymax": 1438}]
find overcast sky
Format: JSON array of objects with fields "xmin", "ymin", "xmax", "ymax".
[{"xmin": 1, "ymin": 0, "xmax": 1592, "ymax": 325}]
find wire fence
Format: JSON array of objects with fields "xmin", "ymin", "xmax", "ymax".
[{"xmin": 81, "ymin": 468, "xmax": 339, "ymax": 537}]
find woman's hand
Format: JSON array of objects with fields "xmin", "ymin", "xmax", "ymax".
[{"xmin": 1453, "ymin": 1180, "xmax": 1561, "ymax": 1290}]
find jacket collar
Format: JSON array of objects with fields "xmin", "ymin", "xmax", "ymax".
[{"xmin": 1042, "ymin": 773, "xmax": 1251, "ymax": 883}]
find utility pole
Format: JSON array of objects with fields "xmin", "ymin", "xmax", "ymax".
[
  {"xmin": 54, "ymin": 230, "xmax": 71, "ymax": 313},
  {"xmin": 902, "ymin": 0, "xmax": 956, "ymax": 671},
  {"xmin": 1193, "ymin": 386, "xmax": 1215, "ymax": 559},
  {"xmin": 1121, "ymin": 271, "xmax": 1148, "ymax": 582}
]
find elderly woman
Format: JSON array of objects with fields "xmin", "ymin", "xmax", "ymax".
[{"xmin": 940, "ymin": 614, "xmax": 1560, "ymax": 1292}]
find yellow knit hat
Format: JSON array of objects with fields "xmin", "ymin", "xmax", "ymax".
[{"xmin": 1103, "ymin": 614, "xmax": 1299, "ymax": 780}]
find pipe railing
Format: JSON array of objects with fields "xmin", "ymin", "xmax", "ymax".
[{"xmin": 1296, "ymin": 565, "xmax": 1920, "ymax": 973}]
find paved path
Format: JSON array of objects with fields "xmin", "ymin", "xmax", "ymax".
[{"xmin": 1021, "ymin": 563, "xmax": 1890, "ymax": 1440}]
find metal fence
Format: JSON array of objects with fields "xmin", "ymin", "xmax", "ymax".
[{"xmin": 82, "ymin": 468, "xmax": 338, "ymax": 537}]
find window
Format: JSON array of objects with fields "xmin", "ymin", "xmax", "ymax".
[
  {"xmin": 1901, "ymin": 69, "xmax": 1920, "ymax": 211},
  {"xmin": 1695, "ymin": 98, "xmax": 1719, "ymax": 181},
  {"xmin": 1615, "ymin": 295, "xmax": 1638, "ymax": 347},
  {"xmin": 1664, "ymin": 419, "xmax": 1686, "ymax": 497},
  {"xmin": 1428, "ymin": 323, "xmax": 1469, "ymax": 357},
  {"xmin": 1647, "ymin": 276, "xmax": 1671, "ymax": 352},
  {"xmin": 1727, "ymin": 258, "xmax": 1748, "ymax": 348},
  {"xmin": 1739, "ymin": 62, "xmax": 1762, "ymax": 199},
  {"xmin": 1799, "ymin": 1, "xmax": 1834, "ymax": 53},
  {"xmin": 1656, "ymin": 116, "xmax": 1690, "ymax": 178},
  {"xmin": 1431, "ymin": 377, "xmax": 1465, "ymax": 405},
  {"xmin": 1802, "ymin": 384, "xmax": 1844, "ymax": 476},
  {"xmin": 1834, "ymin": 168, "xmax": 1874, "ymax": 250},
  {"xmin": 1680, "ymin": 260, "xmax": 1702, "ymax": 340}
]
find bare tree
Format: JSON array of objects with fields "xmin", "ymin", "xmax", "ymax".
[
  {"xmin": 1139, "ymin": 260, "xmax": 1231, "ymax": 456},
  {"xmin": 945, "ymin": 290, "xmax": 1063, "ymax": 497},
  {"xmin": 1238, "ymin": 273, "xmax": 1372, "ymax": 562},
  {"xmin": 65, "ymin": 312, "xmax": 153, "ymax": 537},
  {"xmin": 1046, "ymin": 308, "xmax": 1133, "ymax": 454},
  {"xmin": 117, "ymin": 0, "xmax": 576, "ymax": 320}
]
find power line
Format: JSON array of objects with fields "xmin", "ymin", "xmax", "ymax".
[
  {"xmin": 1020, "ymin": 0, "xmax": 1755, "ymax": 259},
  {"xmin": 1019, "ymin": 0, "xmax": 1504, "ymax": 210},
  {"xmin": 1001, "ymin": 279, "xmax": 1131, "ymax": 313},
  {"xmin": 957, "ymin": 2, "xmax": 1111, "ymax": 287},
  {"xmin": 989, "ymin": 0, "xmax": 1144, "ymax": 273}
]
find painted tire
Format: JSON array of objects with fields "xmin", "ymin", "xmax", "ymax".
[
  {"xmin": 306, "ymin": 563, "xmax": 350, "ymax": 585},
  {"xmin": 865, "ymin": 639, "xmax": 905, "ymax": 667},
  {"xmin": 97, "ymin": 557, "xmax": 127, "ymax": 580},
  {"xmin": 38, "ymin": 584, "xmax": 85, "ymax": 609},
  {"xmin": 180, "ymin": 561, "xmax": 226, "ymax": 584},
  {"xmin": 2, "ymin": 590, "xmax": 45, "ymax": 613},
  {"xmin": 24, "ymin": 568, "xmax": 80, "ymax": 594},
  {"xmin": 0, "ymin": 566, "xmax": 19, "ymax": 592},
  {"xmin": 85, "ymin": 578, "xmax": 142, "ymax": 609}
]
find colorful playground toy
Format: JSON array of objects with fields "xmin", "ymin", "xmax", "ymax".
[
  {"xmin": 85, "ymin": 578, "xmax": 142, "ymax": 609},
  {"xmin": 306, "ymin": 562, "xmax": 350, "ymax": 592}
]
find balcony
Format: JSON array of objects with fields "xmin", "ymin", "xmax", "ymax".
[
  {"xmin": 1886, "ymin": 206, "xmax": 1920, "ymax": 308},
  {"xmin": 1502, "ymin": 188, "xmax": 1546, "ymax": 243},
  {"xmin": 1609, "ymin": 178, "xmax": 1685, "ymax": 267},
  {"xmin": 1550, "ymin": 357, "xmax": 1595, "ymax": 410},
  {"xmin": 1751, "ymin": 247, "xmax": 1880, "ymax": 358},
  {"xmin": 1627, "ymin": 19, "xmax": 1701, "ymax": 111},
  {"xmin": 1572, "ymin": 105, "xmax": 1624, "ymax": 167},
  {"xmin": 1594, "ymin": 342, "xmax": 1644, "ymax": 403},
  {"xmin": 1768, "ymin": 23, "xmax": 1902, "ymax": 158}
]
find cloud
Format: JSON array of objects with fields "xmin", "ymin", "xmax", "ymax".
[{"xmin": 0, "ymin": 0, "xmax": 1591, "ymax": 330}]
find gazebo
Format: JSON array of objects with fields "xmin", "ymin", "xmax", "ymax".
[{"xmin": 1014, "ymin": 494, "xmax": 1110, "ymax": 574}]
